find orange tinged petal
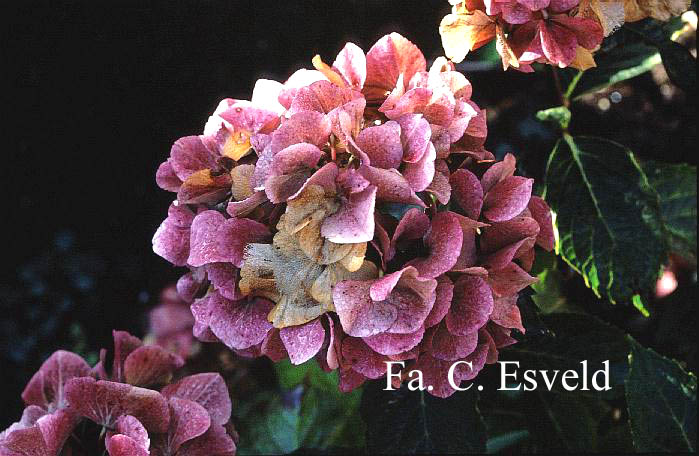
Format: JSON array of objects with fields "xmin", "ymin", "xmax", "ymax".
[
  {"xmin": 312, "ymin": 55, "xmax": 348, "ymax": 88},
  {"xmin": 439, "ymin": 10, "xmax": 496, "ymax": 63}
]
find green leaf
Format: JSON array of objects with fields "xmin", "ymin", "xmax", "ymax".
[
  {"xmin": 544, "ymin": 135, "xmax": 665, "ymax": 306},
  {"xmin": 658, "ymin": 40, "xmax": 697, "ymax": 93},
  {"xmin": 240, "ymin": 360, "xmax": 365, "ymax": 454},
  {"xmin": 644, "ymin": 161, "xmax": 697, "ymax": 261},
  {"xmin": 527, "ymin": 391, "xmax": 611, "ymax": 452},
  {"xmin": 377, "ymin": 202, "xmax": 425, "ymax": 220},
  {"xmin": 502, "ymin": 313, "xmax": 631, "ymax": 398},
  {"xmin": 239, "ymin": 391, "xmax": 304, "ymax": 455},
  {"xmin": 361, "ymin": 382, "xmax": 487, "ymax": 453},
  {"xmin": 530, "ymin": 250, "xmax": 581, "ymax": 315},
  {"xmin": 568, "ymin": 43, "xmax": 661, "ymax": 99},
  {"xmin": 626, "ymin": 340, "xmax": 697, "ymax": 452},
  {"xmin": 486, "ymin": 430, "xmax": 529, "ymax": 453},
  {"xmin": 536, "ymin": 106, "xmax": 571, "ymax": 130}
]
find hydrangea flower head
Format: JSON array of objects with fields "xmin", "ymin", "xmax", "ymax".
[
  {"xmin": 1, "ymin": 331, "xmax": 236, "ymax": 456},
  {"xmin": 153, "ymin": 33, "xmax": 554, "ymax": 397},
  {"xmin": 440, "ymin": 0, "xmax": 604, "ymax": 70}
]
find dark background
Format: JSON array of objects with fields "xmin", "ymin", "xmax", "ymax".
[{"xmin": 1, "ymin": 0, "xmax": 695, "ymax": 428}]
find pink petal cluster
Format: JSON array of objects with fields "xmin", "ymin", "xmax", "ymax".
[
  {"xmin": 152, "ymin": 33, "xmax": 554, "ymax": 397},
  {"xmin": 1, "ymin": 331, "xmax": 236, "ymax": 456},
  {"xmin": 440, "ymin": 0, "xmax": 605, "ymax": 71},
  {"xmin": 148, "ymin": 285, "xmax": 197, "ymax": 359}
]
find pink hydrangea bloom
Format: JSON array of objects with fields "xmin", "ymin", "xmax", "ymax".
[
  {"xmin": 440, "ymin": 0, "xmax": 604, "ymax": 71},
  {"xmin": 152, "ymin": 33, "xmax": 554, "ymax": 397},
  {"xmin": 1, "ymin": 332, "xmax": 237, "ymax": 456}
]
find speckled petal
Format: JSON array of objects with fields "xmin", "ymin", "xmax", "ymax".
[
  {"xmin": 207, "ymin": 292, "xmax": 274, "ymax": 350},
  {"xmin": 446, "ymin": 275, "xmax": 494, "ymax": 335},
  {"xmin": 408, "ymin": 211, "xmax": 463, "ymax": 279},
  {"xmin": 279, "ymin": 319, "xmax": 326, "ymax": 365},
  {"xmin": 482, "ymin": 176, "xmax": 533, "ymax": 222}
]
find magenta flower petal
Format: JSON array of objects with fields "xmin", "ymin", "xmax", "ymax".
[
  {"xmin": 457, "ymin": 103, "xmax": 488, "ymax": 150},
  {"xmin": 190, "ymin": 295, "xmax": 220, "ymax": 343},
  {"xmin": 123, "ymin": 345, "xmax": 184, "ymax": 387},
  {"xmin": 165, "ymin": 397, "xmax": 211, "ymax": 454},
  {"xmin": 480, "ymin": 216, "xmax": 540, "ymax": 255},
  {"xmin": 337, "ymin": 168, "xmax": 371, "ymax": 194},
  {"xmin": 424, "ymin": 275, "xmax": 454, "ymax": 328},
  {"xmin": 528, "ymin": 196, "xmax": 554, "ymax": 251},
  {"xmin": 539, "ymin": 21, "xmax": 578, "ymax": 67},
  {"xmin": 450, "ymin": 217, "xmax": 478, "ymax": 272},
  {"xmin": 205, "ymin": 263, "xmax": 242, "ymax": 301},
  {"xmin": 446, "ymin": 275, "xmax": 494, "ymax": 336},
  {"xmin": 289, "ymin": 162, "xmax": 339, "ymax": 200},
  {"xmin": 106, "ymin": 415, "xmax": 150, "ymax": 456},
  {"xmin": 363, "ymin": 325, "xmax": 424, "ymax": 356},
  {"xmin": 548, "ymin": 0, "xmax": 580, "ymax": 11},
  {"xmin": 482, "ymin": 240, "xmax": 530, "ymax": 271},
  {"xmin": 176, "ymin": 423, "xmax": 236, "ymax": 456},
  {"xmin": 340, "ymin": 337, "xmax": 388, "ymax": 379},
  {"xmin": 188, "ymin": 211, "xmax": 270, "ymax": 268},
  {"xmin": 488, "ymin": 322, "xmax": 518, "ymax": 348},
  {"xmin": 278, "ymin": 69, "xmax": 327, "ymax": 109},
  {"xmin": 279, "ymin": 319, "xmax": 326, "ymax": 365},
  {"xmin": 156, "ymin": 160, "xmax": 183, "ymax": 192},
  {"xmin": 380, "ymin": 87, "xmax": 432, "ymax": 120},
  {"xmin": 65, "ymin": 377, "xmax": 170, "ymax": 433},
  {"xmin": 269, "ymin": 143, "xmax": 324, "ymax": 176},
  {"xmin": 364, "ymin": 33, "xmax": 426, "ymax": 104},
  {"xmin": 501, "ymin": 2, "xmax": 534, "ymax": 24},
  {"xmin": 402, "ymin": 142, "xmax": 436, "ymax": 192},
  {"xmin": 370, "ymin": 267, "xmax": 437, "ymax": 333},
  {"xmin": 427, "ymin": 159, "xmax": 452, "ymax": 204},
  {"xmin": 226, "ymin": 191, "xmax": 268, "ymax": 217},
  {"xmin": 450, "ymin": 169, "xmax": 483, "ymax": 219},
  {"xmin": 218, "ymin": 101, "xmax": 280, "ymax": 134},
  {"xmin": 289, "ymin": 80, "xmax": 360, "ymax": 115},
  {"xmin": 161, "ymin": 373, "xmax": 231, "ymax": 426},
  {"xmin": 481, "ymin": 153, "xmax": 516, "ymax": 194},
  {"xmin": 176, "ymin": 270, "xmax": 205, "ymax": 303},
  {"xmin": 430, "ymin": 322, "xmax": 479, "ymax": 361},
  {"xmin": 153, "ymin": 203, "xmax": 195, "ymax": 267},
  {"xmin": 333, "ymin": 42, "xmax": 367, "ymax": 89},
  {"xmin": 176, "ymin": 170, "xmax": 232, "ymax": 205},
  {"xmin": 395, "ymin": 114, "xmax": 431, "ymax": 163},
  {"xmin": 269, "ymin": 111, "xmax": 331, "ymax": 155},
  {"xmin": 21, "ymin": 350, "xmax": 91, "ymax": 412},
  {"xmin": 356, "ymin": 121, "xmax": 403, "ymax": 169},
  {"xmin": 388, "ymin": 208, "xmax": 430, "ymax": 262},
  {"xmin": 207, "ymin": 292, "xmax": 274, "ymax": 350},
  {"xmin": 358, "ymin": 165, "xmax": 426, "ymax": 206},
  {"xmin": 261, "ymin": 329, "xmax": 289, "ymax": 362},
  {"xmin": 1, "ymin": 409, "xmax": 78, "ymax": 456},
  {"xmin": 491, "ymin": 295, "xmax": 525, "ymax": 333},
  {"xmin": 150, "ymin": 295, "xmax": 195, "ymax": 341},
  {"xmin": 408, "ymin": 211, "xmax": 463, "ymax": 279},
  {"xmin": 482, "ymin": 176, "xmax": 533, "ymax": 222},
  {"xmin": 106, "ymin": 434, "xmax": 149, "ymax": 456},
  {"xmin": 321, "ymin": 185, "xmax": 377, "ymax": 243},
  {"xmin": 187, "ymin": 211, "xmax": 227, "ymax": 267},
  {"xmin": 487, "ymin": 262, "xmax": 538, "ymax": 297},
  {"xmin": 169, "ymin": 136, "xmax": 218, "ymax": 182},
  {"xmin": 333, "ymin": 280, "xmax": 396, "ymax": 337},
  {"xmin": 265, "ymin": 142, "xmax": 324, "ymax": 203},
  {"xmin": 338, "ymin": 368, "xmax": 367, "ymax": 393}
]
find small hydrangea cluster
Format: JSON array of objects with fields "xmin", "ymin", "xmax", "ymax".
[
  {"xmin": 440, "ymin": 0, "xmax": 605, "ymax": 71},
  {"xmin": 0, "ymin": 331, "xmax": 236, "ymax": 456},
  {"xmin": 148, "ymin": 285, "xmax": 197, "ymax": 359},
  {"xmin": 152, "ymin": 33, "xmax": 554, "ymax": 397}
]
